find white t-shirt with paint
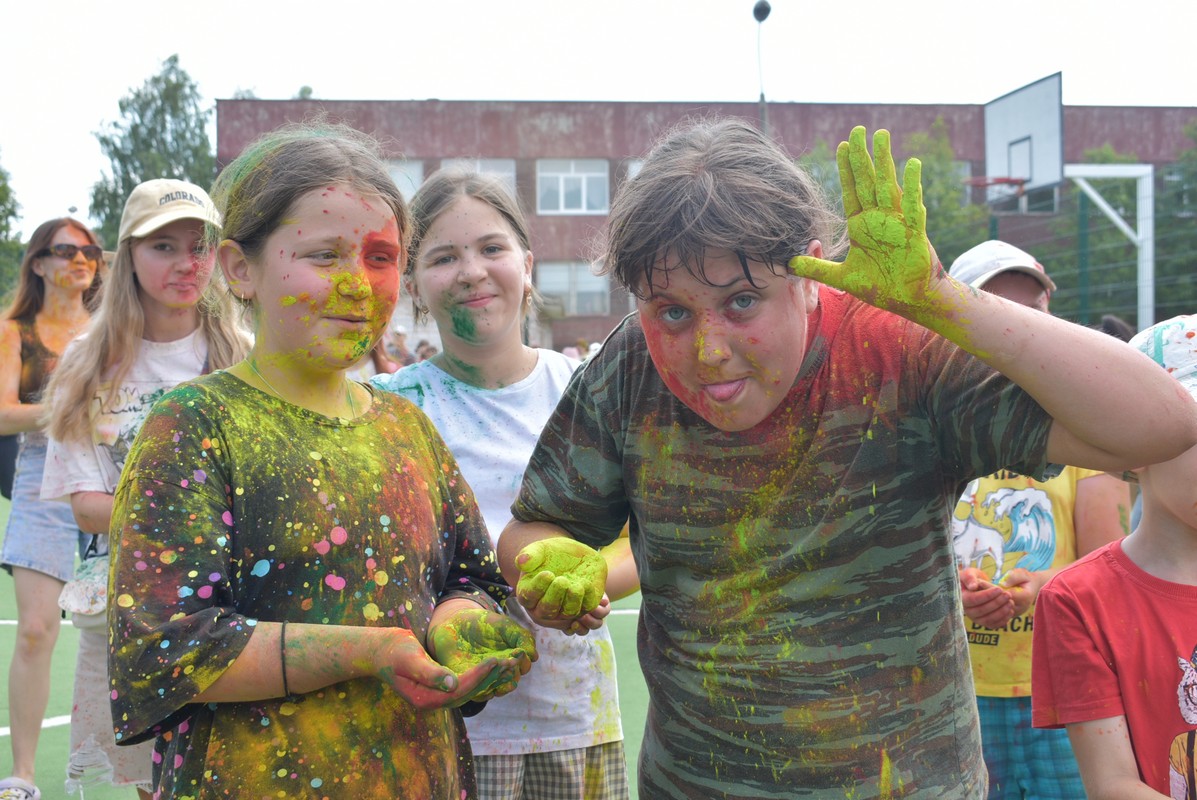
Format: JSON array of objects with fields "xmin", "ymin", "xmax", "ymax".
[
  {"xmin": 43, "ymin": 330, "xmax": 209, "ymax": 500},
  {"xmin": 373, "ymin": 350, "xmax": 624, "ymax": 756}
]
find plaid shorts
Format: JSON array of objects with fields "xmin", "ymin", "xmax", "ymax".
[
  {"xmin": 976, "ymin": 695, "xmax": 1087, "ymax": 800},
  {"xmin": 473, "ymin": 741, "xmax": 629, "ymax": 800}
]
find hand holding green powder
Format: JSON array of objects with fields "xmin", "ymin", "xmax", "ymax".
[
  {"xmin": 514, "ymin": 537, "xmax": 608, "ymax": 620},
  {"xmin": 428, "ymin": 608, "xmax": 537, "ymax": 701}
]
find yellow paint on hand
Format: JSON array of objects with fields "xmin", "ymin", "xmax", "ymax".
[{"xmin": 788, "ymin": 125, "xmax": 975, "ymax": 351}]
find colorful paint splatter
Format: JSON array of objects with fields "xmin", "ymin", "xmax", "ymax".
[
  {"xmin": 108, "ymin": 371, "xmax": 508, "ymax": 798},
  {"xmin": 514, "ymin": 287, "xmax": 1058, "ymax": 798}
]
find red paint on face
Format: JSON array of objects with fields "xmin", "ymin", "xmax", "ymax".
[
  {"xmin": 131, "ymin": 218, "xmax": 213, "ymax": 313},
  {"xmin": 251, "ymin": 186, "xmax": 403, "ymax": 370},
  {"xmin": 638, "ymin": 249, "xmax": 819, "ymax": 432}
]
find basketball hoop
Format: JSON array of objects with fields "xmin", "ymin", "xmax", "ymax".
[
  {"xmin": 963, "ymin": 176, "xmax": 1029, "ymax": 195},
  {"xmin": 964, "ymin": 176, "xmax": 1029, "ymax": 210}
]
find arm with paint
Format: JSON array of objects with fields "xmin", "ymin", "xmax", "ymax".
[{"xmin": 790, "ymin": 126, "xmax": 1197, "ymax": 473}]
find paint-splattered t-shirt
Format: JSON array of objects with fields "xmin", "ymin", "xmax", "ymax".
[
  {"xmin": 513, "ymin": 287, "xmax": 1056, "ymax": 799},
  {"xmin": 109, "ymin": 370, "xmax": 508, "ymax": 799}
]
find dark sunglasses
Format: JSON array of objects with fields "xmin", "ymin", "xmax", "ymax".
[{"xmin": 38, "ymin": 243, "xmax": 104, "ymax": 262}]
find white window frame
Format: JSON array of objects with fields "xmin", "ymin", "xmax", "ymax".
[
  {"xmin": 536, "ymin": 159, "xmax": 609, "ymax": 215},
  {"xmin": 535, "ymin": 261, "xmax": 610, "ymax": 316},
  {"xmin": 440, "ymin": 158, "xmax": 517, "ymax": 195}
]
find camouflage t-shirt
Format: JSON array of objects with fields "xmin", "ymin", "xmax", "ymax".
[
  {"xmin": 109, "ymin": 371, "xmax": 508, "ymax": 799},
  {"xmin": 513, "ymin": 288, "xmax": 1055, "ymax": 799}
]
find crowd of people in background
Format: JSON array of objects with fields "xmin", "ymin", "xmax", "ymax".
[{"xmin": 0, "ymin": 116, "xmax": 1194, "ymax": 800}]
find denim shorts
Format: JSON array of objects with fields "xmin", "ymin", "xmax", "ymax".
[{"xmin": 0, "ymin": 433, "xmax": 86, "ymax": 582}]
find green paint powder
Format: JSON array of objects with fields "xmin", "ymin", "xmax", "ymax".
[{"xmin": 448, "ymin": 305, "xmax": 477, "ymax": 343}]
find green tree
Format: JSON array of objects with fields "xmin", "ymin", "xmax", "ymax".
[
  {"xmin": 901, "ymin": 117, "xmax": 990, "ymax": 268},
  {"xmin": 90, "ymin": 55, "xmax": 215, "ymax": 247},
  {"xmin": 0, "ymin": 153, "xmax": 22, "ymax": 304},
  {"xmin": 797, "ymin": 139, "xmax": 842, "ymax": 213}
]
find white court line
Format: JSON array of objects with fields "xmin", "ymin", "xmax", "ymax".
[{"xmin": 0, "ymin": 715, "xmax": 71, "ymax": 736}]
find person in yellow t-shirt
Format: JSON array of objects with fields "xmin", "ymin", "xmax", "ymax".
[{"xmin": 949, "ymin": 241, "xmax": 1131, "ymax": 800}]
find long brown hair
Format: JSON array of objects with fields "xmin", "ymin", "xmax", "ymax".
[{"xmin": 4, "ymin": 218, "xmax": 102, "ymax": 320}]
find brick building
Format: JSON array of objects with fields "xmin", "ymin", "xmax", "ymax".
[{"xmin": 216, "ymin": 99, "xmax": 1197, "ymax": 348}]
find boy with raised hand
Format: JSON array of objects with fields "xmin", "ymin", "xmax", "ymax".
[
  {"xmin": 498, "ymin": 121, "xmax": 1197, "ymax": 798},
  {"xmin": 1033, "ymin": 315, "xmax": 1197, "ymax": 800}
]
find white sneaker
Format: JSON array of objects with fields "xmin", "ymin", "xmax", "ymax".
[{"xmin": 0, "ymin": 777, "xmax": 41, "ymax": 800}]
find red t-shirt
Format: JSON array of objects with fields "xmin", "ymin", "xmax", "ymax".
[{"xmin": 1032, "ymin": 539, "xmax": 1197, "ymax": 794}]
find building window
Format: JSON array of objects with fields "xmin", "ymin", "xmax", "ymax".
[
  {"xmin": 537, "ymin": 159, "xmax": 609, "ymax": 214},
  {"xmin": 536, "ymin": 261, "xmax": 610, "ymax": 315},
  {"xmin": 388, "ymin": 159, "xmax": 424, "ymax": 202},
  {"xmin": 440, "ymin": 158, "xmax": 517, "ymax": 194}
]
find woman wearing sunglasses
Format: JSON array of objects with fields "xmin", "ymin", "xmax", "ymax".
[{"xmin": 0, "ymin": 218, "xmax": 101, "ymax": 800}]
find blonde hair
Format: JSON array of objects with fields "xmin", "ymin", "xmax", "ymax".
[{"xmin": 44, "ymin": 237, "xmax": 250, "ymax": 443}]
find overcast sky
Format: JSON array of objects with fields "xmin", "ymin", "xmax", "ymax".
[{"xmin": 4, "ymin": 0, "xmax": 1195, "ymax": 235}]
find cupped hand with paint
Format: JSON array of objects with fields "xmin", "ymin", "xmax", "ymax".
[
  {"xmin": 428, "ymin": 606, "xmax": 537, "ymax": 702},
  {"xmin": 370, "ymin": 622, "xmax": 513, "ymax": 710},
  {"xmin": 513, "ymin": 537, "xmax": 608, "ymax": 630},
  {"xmin": 789, "ymin": 126, "xmax": 961, "ymax": 339}
]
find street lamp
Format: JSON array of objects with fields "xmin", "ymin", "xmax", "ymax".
[{"xmin": 754, "ymin": 1, "xmax": 771, "ymax": 133}]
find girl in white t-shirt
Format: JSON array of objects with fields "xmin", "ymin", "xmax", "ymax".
[
  {"xmin": 373, "ymin": 170, "xmax": 639, "ymax": 800},
  {"xmin": 40, "ymin": 179, "xmax": 250, "ymax": 798}
]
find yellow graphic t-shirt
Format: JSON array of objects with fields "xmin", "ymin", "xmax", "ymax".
[{"xmin": 953, "ymin": 465, "xmax": 1102, "ymax": 697}]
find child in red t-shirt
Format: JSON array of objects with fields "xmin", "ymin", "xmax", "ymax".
[{"xmin": 1033, "ymin": 314, "xmax": 1197, "ymax": 799}]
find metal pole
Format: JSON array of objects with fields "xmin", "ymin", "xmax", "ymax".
[
  {"xmin": 754, "ymin": 1, "xmax": 771, "ymax": 133},
  {"xmin": 1077, "ymin": 192, "xmax": 1090, "ymax": 324}
]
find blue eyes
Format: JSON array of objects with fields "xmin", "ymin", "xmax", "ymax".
[{"xmin": 658, "ymin": 294, "xmax": 756, "ymax": 325}]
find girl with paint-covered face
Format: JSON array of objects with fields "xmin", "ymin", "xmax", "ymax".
[
  {"xmin": 106, "ymin": 125, "xmax": 535, "ymax": 799},
  {"xmin": 40, "ymin": 178, "xmax": 250, "ymax": 798},
  {"xmin": 372, "ymin": 171, "xmax": 638, "ymax": 800},
  {"xmin": 0, "ymin": 217, "xmax": 100, "ymax": 800}
]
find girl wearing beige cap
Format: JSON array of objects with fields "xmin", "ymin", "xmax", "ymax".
[
  {"xmin": 39, "ymin": 179, "xmax": 250, "ymax": 798},
  {"xmin": 0, "ymin": 217, "xmax": 100, "ymax": 800}
]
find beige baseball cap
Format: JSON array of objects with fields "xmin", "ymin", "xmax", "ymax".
[
  {"xmin": 948, "ymin": 240, "xmax": 1057, "ymax": 292},
  {"xmin": 119, "ymin": 178, "xmax": 221, "ymax": 242}
]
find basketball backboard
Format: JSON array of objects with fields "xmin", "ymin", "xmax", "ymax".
[{"xmin": 983, "ymin": 73, "xmax": 1063, "ymax": 201}]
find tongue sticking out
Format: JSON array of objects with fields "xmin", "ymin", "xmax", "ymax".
[{"xmin": 705, "ymin": 379, "xmax": 745, "ymax": 402}]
